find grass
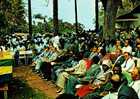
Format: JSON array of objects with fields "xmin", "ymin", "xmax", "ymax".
[{"xmin": 5, "ymin": 78, "xmax": 52, "ymax": 99}]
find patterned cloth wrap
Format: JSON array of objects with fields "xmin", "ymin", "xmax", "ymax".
[{"xmin": 0, "ymin": 51, "xmax": 13, "ymax": 83}]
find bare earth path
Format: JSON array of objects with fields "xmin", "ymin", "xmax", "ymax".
[{"xmin": 13, "ymin": 65, "xmax": 59, "ymax": 99}]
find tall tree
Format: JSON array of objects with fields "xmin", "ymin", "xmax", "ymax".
[
  {"xmin": 53, "ymin": 0, "xmax": 59, "ymax": 35},
  {"xmin": 100, "ymin": 0, "xmax": 140, "ymax": 39},
  {"xmin": 101, "ymin": 0, "xmax": 121, "ymax": 39},
  {"xmin": 33, "ymin": 14, "xmax": 48, "ymax": 33},
  {"xmin": 74, "ymin": 0, "xmax": 78, "ymax": 34},
  {"xmin": 28, "ymin": 0, "xmax": 32, "ymax": 38}
]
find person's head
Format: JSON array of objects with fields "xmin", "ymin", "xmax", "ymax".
[
  {"xmin": 90, "ymin": 46, "xmax": 97, "ymax": 53},
  {"xmin": 99, "ymin": 48, "xmax": 106, "ymax": 57},
  {"xmin": 136, "ymin": 37, "xmax": 140, "ymax": 44},
  {"xmin": 102, "ymin": 64, "xmax": 110, "ymax": 72},
  {"xmin": 136, "ymin": 44, "xmax": 140, "ymax": 50},
  {"xmin": 116, "ymin": 40, "xmax": 121, "ymax": 46},
  {"xmin": 123, "ymin": 52, "xmax": 130, "ymax": 60},
  {"xmin": 111, "ymin": 74, "xmax": 124, "ymax": 90},
  {"xmin": 115, "ymin": 49, "xmax": 122, "ymax": 56},
  {"xmin": 131, "ymin": 67, "xmax": 140, "ymax": 80},
  {"xmin": 111, "ymin": 74, "xmax": 120, "ymax": 82},
  {"xmin": 124, "ymin": 39, "xmax": 130, "ymax": 47},
  {"xmin": 102, "ymin": 59, "xmax": 111, "ymax": 72},
  {"xmin": 45, "ymin": 47, "xmax": 49, "ymax": 51},
  {"xmin": 112, "ymin": 65, "xmax": 122, "ymax": 74},
  {"xmin": 92, "ymin": 55, "xmax": 100, "ymax": 64}
]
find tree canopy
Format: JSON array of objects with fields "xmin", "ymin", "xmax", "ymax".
[{"xmin": 0, "ymin": 0, "xmax": 27, "ymax": 35}]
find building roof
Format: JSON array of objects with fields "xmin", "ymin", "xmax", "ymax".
[{"xmin": 116, "ymin": 5, "xmax": 140, "ymax": 22}]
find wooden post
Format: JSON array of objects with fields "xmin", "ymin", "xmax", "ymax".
[{"xmin": 0, "ymin": 84, "xmax": 8, "ymax": 99}]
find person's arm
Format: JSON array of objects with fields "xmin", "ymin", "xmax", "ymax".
[{"xmin": 64, "ymin": 60, "xmax": 82, "ymax": 72}]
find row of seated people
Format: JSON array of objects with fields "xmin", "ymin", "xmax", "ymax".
[
  {"xmin": 32, "ymin": 41, "xmax": 140, "ymax": 99},
  {"xmin": 54, "ymin": 50, "xmax": 140, "ymax": 99}
]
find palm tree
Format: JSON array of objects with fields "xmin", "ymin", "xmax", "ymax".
[
  {"xmin": 28, "ymin": 0, "xmax": 32, "ymax": 38},
  {"xmin": 74, "ymin": 0, "xmax": 78, "ymax": 34},
  {"xmin": 53, "ymin": 0, "xmax": 59, "ymax": 35},
  {"xmin": 33, "ymin": 14, "xmax": 48, "ymax": 33},
  {"xmin": 95, "ymin": 0, "xmax": 99, "ymax": 34}
]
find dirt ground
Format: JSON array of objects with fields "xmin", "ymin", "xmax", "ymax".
[{"xmin": 12, "ymin": 65, "xmax": 59, "ymax": 99}]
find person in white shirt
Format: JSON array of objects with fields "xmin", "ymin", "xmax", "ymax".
[
  {"xmin": 122, "ymin": 39, "xmax": 132, "ymax": 54},
  {"xmin": 121, "ymin": 49, "xmax": 135, "ymax": 73},
  {"xmin": 51, "ymin": 35, "xmax": 61, "ymax": 51}
]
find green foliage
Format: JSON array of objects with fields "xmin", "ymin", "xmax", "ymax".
[
  {"xmin": 100, "ymin": 0, "xmax": 140, "ymax": 38},
  {"xmin": 32, "ymin": 15, "xmax": 84, "ymax": 35},
  {"xmin": 8, "ymin": 79, "xmax": 49, "ymax": 99},
  {"xmin": 0, "ymin": 0, "xmax": 27, "ymax": 35},
  {"xmin": 34, "ymin": 14, "xmax": 45, "ymax": 20}
]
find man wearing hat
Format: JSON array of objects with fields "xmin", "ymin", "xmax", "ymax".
[{"xmin": 121, "ymin": 48, "xmax": 135, "ymax": 73}]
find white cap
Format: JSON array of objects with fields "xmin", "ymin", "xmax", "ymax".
[
  {"xmin": 122, "ymin": 46, "xmax": 132, "ymax": 54},
  {"xmin": 102, "ymin": 59, "xmax": 112, "ymax": 67}
]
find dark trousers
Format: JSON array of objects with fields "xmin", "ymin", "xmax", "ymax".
[{"xmin": 40, "ymin": 62, "xmax": 52, "ymax": 80}]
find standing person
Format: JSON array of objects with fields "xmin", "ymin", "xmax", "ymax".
[{"xmin": 13, "ymin": 45, "xmax": 19, "ymax": 66}]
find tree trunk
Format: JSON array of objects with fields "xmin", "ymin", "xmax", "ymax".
[
  {"xmin": 103, "ymin": 0, "xmax": 120, "ymax": 39},
  {"xmin": 53, "ymin": 0, "xmax": 59, "ymax": 35},
  {"xmin": 95, "ymin": 0, "xmax": 99, "ymax": 34},
  {"xmin": 74, "ymin": 0, "xmax": 78, "ymax": 34},
  {"xmin": 28, "ymin": 0, "xmax": 32, "ymax": 38}
]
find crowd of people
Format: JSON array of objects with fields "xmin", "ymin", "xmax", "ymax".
[{"xmin": 1, "ymin": 28, "xmax": 140, "ymax": 99}]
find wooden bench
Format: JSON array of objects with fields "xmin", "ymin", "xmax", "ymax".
[{"xmin": 0, "ymin": 84, "xmax": 8, "ymax": 99}]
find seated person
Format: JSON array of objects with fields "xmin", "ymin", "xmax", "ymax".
[
  {"xmin": 134, "ymin": 43, "xmax": 140, "ymax": 58},
  {"xmin": 121, "ymin": 49, "xmax": 135, "ymax": 73},
  {"xmin": 75, "ymin": 58, "xmax": 112, "ymax": 98},
  {"xmin": 56, "ymin": 54, "xmax": 94, "ymax": 94},
  {"xmin": 64, "ymin": 56, "xmax": 100, "ymax": 95},
  {"xmin": 102, "ymin": 65, "xmax": 137, "ymax": 99},
  {"xmin": 109, "ymin": 39, "xmax": 122, "ymax": 53},
  {"xmin": 102, "ymin": 74, "xmax": 138, "ymax": 99}
]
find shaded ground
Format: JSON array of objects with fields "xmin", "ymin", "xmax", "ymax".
[
  {"xmin": 8, "ymin": 78, "xmax": 48, "ymax": 99},
  {"xmin": 1, "ymin": 65, "xmax": 59, "ymax": 99}
]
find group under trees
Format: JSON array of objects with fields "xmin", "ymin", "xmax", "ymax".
[
  {"xmin": 0, "ymin": 0, "xmax": 26, "ymax": 35},
  {"xmin": 100, "ymin": 0, "xmax": 140, "ymax": 39},
  {"xmin": 1, "ymin": 0, "xmax": 140, "ymax": 39}
]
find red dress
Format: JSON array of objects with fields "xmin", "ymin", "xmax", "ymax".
[
  {"xmin": 76, "ymin": 84, "xmax": 93, "ymax": 97},
  {"xmin": 84, "ymin": 59, "xmax": 93, "ymax": 70}
]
